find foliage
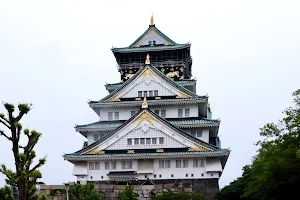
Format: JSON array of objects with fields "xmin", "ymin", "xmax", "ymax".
[
  {"xmin": 0, "ymin": 103, "xmax": 46, "ymax": 200},
  {"xmin": 118, "ymin": 185, "xmax": 138, "ymax": 200},
  {"xmin": 217, "ymin": 89, "xmax": 300, "ymax": 200},
  {"xmin": 37, "ymin": 194, "xmax": 48, "ymax": 200},
  {"xmin": 152, "ymin": 190, "xmax": 205, "ymax": 200},
  {"xmin": 69, "ymin": 183, "xmax": 103, "ymax": 200},
  {"xmin": 0, "ymin": 185, "xmax": 14, "ymax": 200}
]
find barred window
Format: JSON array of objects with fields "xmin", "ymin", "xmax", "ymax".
[
  {"xmin": 122, "ymin": 161, "xmax": 132, "ymax": 169},
  {"xmin": 134, "ymin": 138, "xmax": 139, "ymax": 145},
  {"xmin": 159, "ymin": 137, "xmax": 164, "ymax": 144},
  {"xmin": 176, "ymin": 160, "xmax": 181, "ymax": 168},
  {"xmin": 127, "ymin": 138, "xmax": 132, "ymax": 145},
  {"xmin": 114, "ymin": 112, "xmax": 119, "ymax": 120},
  {"xmin": 161, "ymin": 110, "xmax": 166, "ymax": 118},
  {"xmin": 183, "ymin": 160, "xmax": 189, "ymax": 168},
  {"xmin": 185, "ymin": 109, "xmax": 190, "ymax": 117},
  {"xmin": 152, "ymin": 138, "xmax": 157, "ymax": 144},
  {"xmin": 154, "ymin": 90, "xmax": 158, "ymax": 96},
  {"xmin": 154, "ymin": 110, "xmax": 159, "ymax": 115},
  {"xmin": 191, "ymin": 130, "xmax": 196, "ymax": 137},
  {"xmin": 105, "ymin": 162, "xmax": 110, "ymax": 170},
  {"xmin": 89, "ymin": 162, "xmax": 95, "ymax": 170},
  {"xmin": 146, "ymin": 138, "xmax": 151, "ymax": 144},
  {"xmin": 165, "ymin": 160, "xmax": 170, "ymax": 168},
  {"xmin": 178, "ymin": 109, "xmax": 183, "ymax": 117},
  {"xmin": 144, "ymin": 91, "xmax": 147, "ymax": 97},
  {"xmin": 140, "ymin": 138, "xmax": 145, "ymax": 145},
  {"xmin": 94, "ymin": 134, "xmax": 99, "ymax": 141},
  {"xmin": 193, "ymin": 159, "xmax": 205, "ymax": 168},
  {"xmin": 197, "ymin": 131, "xmax": 202, "ymax": 137},
  {"xmin": 108, "ymin": 112, "xmax": 113, "ymax": 120},
  {"xmin": 149, "ymin": 91, "xmax": 153, "ymax": 97},
  {"xmin": 138, "ymin": 91, "xmax": 142, "ymax": 97},
  {"xmin": 95, "ymin": 162, "xmax": 100, "ymax": 170},
  {"xmin": 111, "ymin": 161, "xmax": 116, "ymax": 169}
]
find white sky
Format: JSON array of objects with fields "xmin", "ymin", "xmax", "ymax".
[{"xmin": 0, "ymin": 0, "xmax": 300, "ymax": 188}]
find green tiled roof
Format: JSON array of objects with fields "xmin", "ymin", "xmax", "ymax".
[
  {"xmin": 129, "ymin": 25, "xmax": 177, "ymax": 48},
  {"xmin": 70, "ymin": 109, "xmax": 221, "ymax": 157},
  {"xmin": 89, "ymin": 98, "xmax": 206, "ymax": 108},
  {"xmin": 90, "ymin": 65, "xmax": 204, "ymax": 104},
  {"xmin": 105, "ymin": 79, "xmax": 196, "ymax": 93},
  {"xmin": 76, "ymin": 118, "xmax": 219, "ymax": 132},
  {"xmin": 65, "ymin": 150, "xmax": 230, "ymax": 160},
  {"xmin": 112, "ymin": 43, "xmax": 190, "ymax": 53}
]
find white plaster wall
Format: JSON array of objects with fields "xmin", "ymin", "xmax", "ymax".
[
  {"xmin": 87, "ymin": 131, "xmax": 111, "ymax": 145},
  {"xmin": 106, "ymin": 127, "xmax": 186, "ymax": 150},
  {"xmin": 121, "ymin": 78, "xmax": 176, "ymax": 98},
  {"xmin": 73, "ymin": 162, "xmax": 88, "ymax": 175},
  {"xmin": 99, "ymin": 104, "xmax": 198, "ymax": 121},
  {"xmin": 184, "ymin": 128, "xmax": 210, "ymax": 143},
  {"xmin": 206, "ymin": 158, "xmax": 222, "ymax": 172},
  {"xmin": 100, "ymin": 107, "xmax": 139, "ymax": 121},
  {"xmin": 139, "ymin": 34, "xmax": 166, "ymax": 46},
  {"xmin": 82, "ymin": 158, "xmax": 221, "ymax": 182}
]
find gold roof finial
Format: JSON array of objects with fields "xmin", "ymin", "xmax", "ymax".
[
  {"xmin": 145, "ymin": 53, "xmax": 150, "ymax": 64},
  {"xmin": 142, "ymin": 97, "xmax": 148, "ymax": 109},
  {"xmin": 150, "ymin": 13, "xmax": 154, "ymax": 25}
]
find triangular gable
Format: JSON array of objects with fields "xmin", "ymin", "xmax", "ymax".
[
  {"xmin": 100, "ymin": 65, "xmax": 201, "ymax": 103},
  {"xmin": 81, "ymin": 109, "xmax": 218, "ymax": 155},
  {"xmin": 129, "ymin": 26, "xmax": 177, "ymax": 48}
]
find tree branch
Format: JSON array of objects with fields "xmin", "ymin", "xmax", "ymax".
[
  {"xmin": 0, "ymin": 118, "xmax": 11, "ymax": 129},
  {"xmin": 15, "ymin": 112, "xmax": 25, "ymax": 123},
  {"xmin": 0, "ymin": 114, "xmax": 11, "ymax": 125},
  {"xmin": 0, "ymin": 130, "xmax": 11, "ymax": 140}
]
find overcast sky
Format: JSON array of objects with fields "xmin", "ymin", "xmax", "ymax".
[{"xmin": 0, "ymin": 0, "xmax": 300, "ymax": 188}]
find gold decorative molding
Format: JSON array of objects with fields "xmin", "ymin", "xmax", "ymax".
[
  {"xmin": 142, "ymin": 97, "xmax": 148, "ymax": 108},
  {"xmin": 135, "ymin": 98, "xmax": 142, "ymax": 101},
  {"xmin": 150, "ymin": 14, "xmax": 154, "ymax": 25},
  {"xmin": 155, "ymin": 97, "xmax": 161, "ymax": 100},
  {"xmin": 125, "ymin": 73, "xmax": 135, "ymax": 79},
  {"xmin": 166, "ymin": 71, "xmax": 179, "ymax": 78},
  {"xmin": 156, "ymin": 149, "xmax": 164, "ymax": 153},
  {"xmin": 127, "ymin": 150, "xmax": 135, "ymax": 154},
  {"xmin": 134, "ymin": 112, "xmax": 155, "ymax": 127},
  {"xmin": 145, "ymin": 54, "xmax": 151, "ymax": 64},
  {"xmin": 149, "ymin": 29, "xmax": 155, "ymax": 35},
  {"xmin": 176, "ymin": 92, "xmax": 189, "ymax": 99},
  {"xmin": 106, "ymin": 95, "xmax": 121, "ymax": 102},
  {"xmin": 140, "ymin": 68, "xmax": 155, "ymax": 78},
  {"xmin": 85, "ymin": 148, "xmax": 105, "ymax": 155},
  {"xmin": 188, "ymin": 145, "xmax": 207, "ymax": 152}
]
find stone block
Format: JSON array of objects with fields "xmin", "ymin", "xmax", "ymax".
[
  {"xmin": 155, "ymin": 184, "xmax": 163, "ymax": 190},
  {"xmin": 141, "ymin": 185, "xmax": 155, "ymax": 190}
]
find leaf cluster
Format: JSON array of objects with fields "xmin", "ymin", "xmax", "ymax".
[
  {"xmin": 68, "ymin": 183, "xmax": 103, "ymax": 200},
  {"xmin": 118, "ymin": 185, "xmax": 139, "ymax": 200}
]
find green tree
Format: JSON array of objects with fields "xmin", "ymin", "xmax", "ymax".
[
  {"xmin": 69, "ymin": 183, "xmax": 103, "ymax": 200},
  {"xmin": 0, "ymin": 103, "xmax": 46, "ymax": 200},
  {"xmin": 152, "ymin": 190, "xmax": 205, "ymax": 200},
  {"xmin": 0, "ymin": 185, "xmax": 14, "ymax": 200},
  {"xmin": 217, "ymin": 90, "xmax": 300, "ymax": 200},
  {"xmin": 118, "ymin": 185, "xmax": 138, "ymax": 200}
]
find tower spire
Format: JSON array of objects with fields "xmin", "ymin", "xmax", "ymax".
[{"xmin": 150, "ymin": 13, "xmax": 154, "ymax": 26}]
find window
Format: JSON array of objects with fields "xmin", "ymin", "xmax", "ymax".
[
  {"xmin": 95, "ymin": 162, "xmax": 100, "ymax": 170},
  {"xmin": 108, "ymin": 112, "xmax": 113, "ymax": 120},
  {"xmin": 178, "ymin": 109, "xmax": 183, "ymax": 117},
  {"xmin": 154, "ymin": 110, "xmax": 159, "ymax": 115},
  {"xmin": 171, "ymin": 174, "xmax": 174, "ymax": 177},
  {"xmin": 134, "ymin": 138, "xmax": 139, "ymax": 145},
  {"xmin": 146, "ymin": 138, "xmax": 151, "ymax": 144},
  {"xmin": 159, "ymin": 137, "xmax": 164, "ymax": 144},
  {"xmin": 183, "ymin": 160, "xmax": 188, "ymax": 168},
  {"xmin": 89, "ymin": 162, "xmax": 100, "ymax": 170},
  {"xmin": 149, "ymin": 91, "xmax": 153, "ymax": 97},
  {"xmin": 161, "ymin": 110, "xmax": 166, "ymax": 118},
  {"xmin": 94, "ymin": 134, "xmax": 99, "ymax": 141},
  {"xmin": 197, "ymin": 131, "xmax": 202, "ymax": 137},
  {"xmin": 191, "ymin": 174, "xmax": 194, "ymax": 177},
  {"xmin": 144, "ymin": 91, "xmax": 147, "ymax": 97},
  {"xmin": 149, "ymin": 41, "xmax": 152, "ymax": 45},
  {"xmin": 138, "ymin": 91, "xmax": 142, "ymax": 97},
  {"xmin": 191, "ymin": 130, "xmax": 196, "ymax": 137},
  {"xmin": 154, "ymin": 174, "xmax": 156, "ymax": 178},
  {"xmin": 105, "ymin": 162, "xmax": 110, "ymax": 170},
  {"xmin": 152, "ymin": 138, "xmax": 157, "ymax": 144},
  {"xmin": 154, "ymin": 90, "xmax": 158, "ymax": 96},
  {"xmin": 159, "ymin": 160, "xmax": 170, "ymax": 168},
  {"xmin": 131, "ymin": 111, "xmax": 136, "ymax": 117},
  {"xmin": 159, "ymin": 174, "xmax": 162, "ymax": 178},
  {"xmin": 176, "ymin": 160, "xmax": 181, "ymax": 168},
  {"xmin": 105, "ymin": 161, "xmax": 116, "ymax": 170},
  {"xmin": 111, "ymin": 161, "xmax": 116, "ymax": 169},
  {"xmin": 121, "ymin": 161, "xmax": 132, "ymax": 169},
  {"xmin": 185, "ymin": 109, "xmax": 190, "ymax": 117},
  {"xmin": 193, "ymin": 159, "xmax": 205, "ymax": 168},
  {"xmin": 89, "ymin": 162, "xmax": 95, "ymax": 170},
  {"xmin": 127, "ymin": 138, "xmax": 132, "ymax": 145},
  {"xmin": 140, "ymin": 138, "xmax": 145, "ymax": 144},
  {"xmin": 100, "ymin": 133, "xmax": 105, "ymax": 139},
  {"xmin": 153, "ymin": 40, "xmax": 156, "ymax": 45},
  {"xmin": 114, "ymin": 112, "xmax": 119, "ymax": 120},
  {"xmin": 186, "ymin": 174, "xmax": 188, "ymax": 177}
]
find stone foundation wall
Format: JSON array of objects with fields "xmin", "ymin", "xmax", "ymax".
[{"xmin": 40, "ymin": 179, "xmax": 219, "ymax": 200}]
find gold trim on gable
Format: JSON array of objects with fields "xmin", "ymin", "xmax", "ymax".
[
  {"xmin": 134, "ymin": 112, "xmax": 155, "ymax": 127},
  {"xmin": 156, "ymin": 149, "xmax": 164, "ymax": 153},
  {"xmin": 176, "ymin": 92, "xmax": 190, "ymax": 99},
  {"xmin": 127, "ymin": 150, "xmax": 135, "ymax": 154},
  {"xmin": 85, "ymin": 148, "xmax": 105, "ymax": 155},
  {"xmin": 106, "ymin": 95, "xmax": 121, "ymax": 102},
  {"xmin": 188, "ymin": 145, "xmax": 207, "ymax": 152},
  {"xmin": 140, "ymin": 68, "xmax": 156, "ymax": 78}
]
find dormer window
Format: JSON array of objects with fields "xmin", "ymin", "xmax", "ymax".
[
  {"xmin": 149, "ymin": 41, "xmax": 152, "ymax": 45},
  {"xmin": 153, "ymin": 40, "xmax": 156, "ymax": 45}
]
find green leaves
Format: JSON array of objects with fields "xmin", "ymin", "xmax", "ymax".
[
  {"xmin": 0, "ymin": 185, "xmax": 14, "ymax": 200},
  {"xmin": 18, "ymin": 103, "xmax": 31, "ymax": 114},
  {"xmin": 68, "ymin": 183, "xmax": 103, "ymax": 200},
  {"xmin": 118, "ymin": 185, "xmax": 138, "ymax": 200},
  {"xmin": 4, "ymin": 103, "xmax": 15, "ymax": 113},
  {"xmin": 217, "ymin": 89, "xmax": 300, "ymax": 200}
]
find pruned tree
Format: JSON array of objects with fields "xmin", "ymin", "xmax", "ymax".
[{"xmin": 0, "ymin": 103, "xmax": 46, "ymax": 200}]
